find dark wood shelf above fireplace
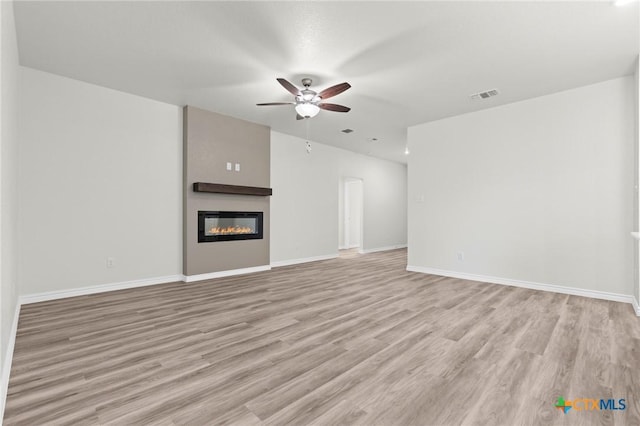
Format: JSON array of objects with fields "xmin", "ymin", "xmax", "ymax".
[{"xmin": 193, "ymin": 182, "xmax": 272, "ymax": 196}]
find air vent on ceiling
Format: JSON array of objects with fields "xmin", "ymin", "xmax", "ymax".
[
  {"xmin": 470, "ymin": 89, "xmax": 499, "ymax": 100},
  {"xmin": 341, "ymin": 128, "xmax": 354, "ymax": 134}
]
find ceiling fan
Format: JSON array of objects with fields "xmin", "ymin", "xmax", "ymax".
[{"xmin": 257, "ymin": 78, "xmax": 351, "ymax": 119}]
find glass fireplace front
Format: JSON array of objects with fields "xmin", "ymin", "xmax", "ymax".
[{"xmin": 198, "ymin": 211, "xmax": 263, "ymax": 242}]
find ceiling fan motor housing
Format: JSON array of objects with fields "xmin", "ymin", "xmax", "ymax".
[
  {"xmin": 297, "ymin": 79, "xmax": 321, "ymax": 118},
  {"xmin": 299, "ymin": 91, "xmax": 319, "ymax": 103}
]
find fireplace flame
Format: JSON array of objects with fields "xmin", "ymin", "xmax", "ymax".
[{"xmin": 209, "ymin": 226, "xmax": 254, "ymax": 235}]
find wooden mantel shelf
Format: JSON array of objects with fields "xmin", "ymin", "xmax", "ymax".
[{"xmin": 193, "ymin": 182, "xmax": 272, "ymax": 196}]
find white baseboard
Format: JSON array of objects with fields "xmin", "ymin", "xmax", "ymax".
[
  {"xmin": 271, "ymin": 254, "xmax": 338, "ymax": 268},
  {"xmin": 1, "ymin": 301, "xmax": 20, "ymax": 421},
  {"xmin": 633, "ymin": 296, "xmax": 640, "ymax": 317},
  {"xmin": 20, "ymin": 274, "xmax": 183, "ymax": 305},
  {"xmin": 360, "ymin": 244, "xmax": 407, "ymax": 254},
  {"xmin": 19, "ymin": 265, "xmax": 280, "ymax": 303},
  {"xmin": 182, "ymin": 265, "xmax": 271, "ymax": 283},
  {"xmin": 406, "ymin": 265, "xmax": 635, "ymax": 305},
  {"xmin": 338, "ymin": 245, "xmax": 347, "ymax": 250}
]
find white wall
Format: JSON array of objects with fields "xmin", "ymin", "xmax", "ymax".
[
  {"xmin": 18, "ymin": 67, "xmax": 183, "ymax": 295},
  {"xmin": 271, "ymin": 131, "xmax": 407, "ymax": 263},
  {"xmin": 338, "ymin": 177, "xmax": 345, "ymax": 249},
  {"xmin": 408, "ymin": 77, "xmax": 635, "ymax": 297},
  {"xmin": 345, "ymin": 179, "xmax": 363, "ymax": 249},
  {"xmin": 635, "ymin": 57, "xmax": 639, "ymax": 306},
  {"xmin": 0, "ymin": 0, "xmax": 20, "ymax": 415}
]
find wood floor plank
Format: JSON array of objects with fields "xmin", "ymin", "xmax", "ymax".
[
  {"xmin": 460, "ymin": 348, "xmax": 538, "ymax": 425},
  {"xmin": 515, "ymin": 313, "xmax": 560, "ymax": 355},
  {"xmin": 245, "ymin": 338, "xmax": 386, "ymax": 421},
  {"xmin": 347, "ymin": 332, "xmax": 456, "ymax": 413},
  {"xmin": 610, "ymin": 364, "xmax": 640, "ymax": 426},
  {"xmin": 4, "ymin": 248, "xmax": 640, "ymax": 425}
]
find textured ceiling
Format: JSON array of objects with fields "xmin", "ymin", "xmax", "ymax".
[{"xmin": 13, "ymin": 1, "xmax": 639, "ymax": 163}]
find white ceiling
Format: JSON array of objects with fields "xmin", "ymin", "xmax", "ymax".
[{"xmin": 13, "ymin": 1, "xmax": 639, "ymax": 164}]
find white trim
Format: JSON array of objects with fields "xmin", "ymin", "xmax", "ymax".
[
  {"xmin": 182, "ymin": 265, "xmax": 271, "ymax": 283},
  {"xmin": 338, "ymin": 245, "xmax": 348, "ymax": 250},
  {"xmin": 1, "ymin": 302, "xmax": 20, "ymax": 421},
  {"xmin": 406, "ymin": 265, "xmax": 635, "ymax": 305},
  {"xmin": 20, "ymin": 275, "xmax": 183, "ymax": 305},
  {"xmin": 360, "ymin": 244, "xmax": 407, "ymax": 254},
  {"xmin": 271, "ymin": 254, "xmax": 338, "ymax": 268},
  {"xmin": 631, "ymin": 231, "xmax": 640, "ymax": 240},
  {"xmin": 633, "ymin": 296, "xmax": 640, "ymax": 316}
]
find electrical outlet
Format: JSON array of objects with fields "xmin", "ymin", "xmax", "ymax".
[
  {"xmin": 235, "ymin": 163, "xmax": 240, "ymax": 172},
  {"xmin": 107, "ymin": 257, "xmax": 115, "ymax": 268},
  {"xmin": 226, "ymin": 162, "xmax": 232, "ymax": 171},
  {"xmin": 456, "ymin": 252, "xmax": 464, "ymax": 262}
]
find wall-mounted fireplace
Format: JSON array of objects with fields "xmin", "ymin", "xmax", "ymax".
[{"xmin": 198, "ymin": 211, "xmax": 263, "ymax": 242}]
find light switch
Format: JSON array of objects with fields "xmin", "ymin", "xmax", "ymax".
[
  {"xmin": 226, "ymin": 162, "xmax": 232, "ymax": 171},
  {"xmin": 235, "ymin": 163, "xmax": 240, "ymax": 172}
]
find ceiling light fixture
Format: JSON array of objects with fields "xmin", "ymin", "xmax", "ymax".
[{"xmin": 295, "ymin": 102, "xmax": 320, "ymax": 118}]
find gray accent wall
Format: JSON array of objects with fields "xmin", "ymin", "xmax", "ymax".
[{"xmin": 183, "ymin": 106, "xmax": 270, "ymax": 276}]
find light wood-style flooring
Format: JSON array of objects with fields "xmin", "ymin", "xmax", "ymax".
[{"xmin": 4, "ymin": 249, "xmax": 640, "ymax": 425}]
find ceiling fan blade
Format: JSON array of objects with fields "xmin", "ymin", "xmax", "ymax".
[
  {"xmin": 256, "ymin": 102, "xmax": 294, "ymax": 106},
  {"xmin": 319, "ymin": 103, "xmax": 351, "ymax": 113},
  {"xmin": 318, "ymin": 82, "xmax": 351, "ymax": 100},
  {"xmin": 277, "ymin": 78, "xmax": 301, "ymax": 96},
  {"xmin": 296, "ymin": 114, "xmax": 305, "ymax": 120}
]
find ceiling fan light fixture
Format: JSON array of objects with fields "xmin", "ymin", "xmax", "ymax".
[{"xmin": 295, "ymin": 102, "xmax": 320, "ymax": 118}]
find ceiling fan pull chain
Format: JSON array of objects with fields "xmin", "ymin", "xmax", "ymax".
[{"xmin": 305, "ymin": 118, "xmax": 312, "ymax": 154}]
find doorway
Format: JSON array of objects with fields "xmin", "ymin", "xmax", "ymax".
[{"xmin": 342, "ymin": 177, "xmax": 363, "ymax": 252}]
